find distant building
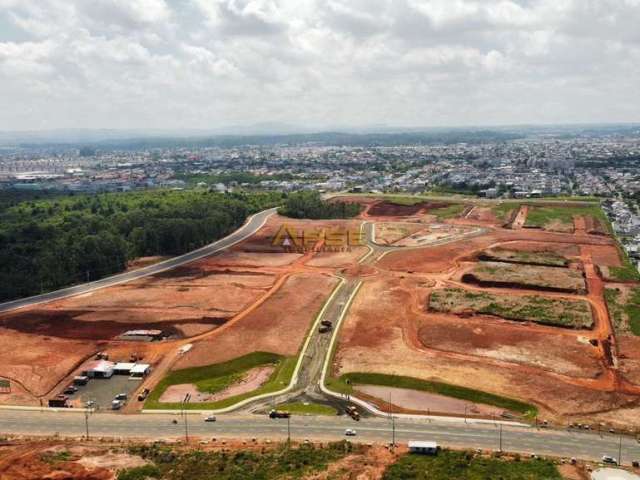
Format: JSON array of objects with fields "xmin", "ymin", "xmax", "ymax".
[{"xmin": 83, "ymin": 360, "xmax": 115, "ymax": 379}]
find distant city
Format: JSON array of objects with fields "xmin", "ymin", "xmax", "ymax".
[{"xmin": 2, "ymin": 125, "xmax": 640, "ymax": 269}]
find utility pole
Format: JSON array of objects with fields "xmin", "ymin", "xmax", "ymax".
[
  {"xmin": 464, "ymin": 404, "xmax": 468, "ymax": 424},
  {"xmin": 618, "ymin": 434, "xmax": 623, "ymax": 466},
  {"xmin": 287, "ymin": 415, "xmax": 291, "ymax": 445},
  {"xmin": 499, "ymin": 423, "xmax": 503, "ymax": 453},
  {"xmin": 392, "ymin": 414, "xmax": 396, "ymax": 449},
  {"xmin": 182, "ymin": 393, "xmax": 191, "ymax": 443}
]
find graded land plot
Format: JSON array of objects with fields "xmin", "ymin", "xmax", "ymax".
[
  {"xmin": 604, "ymin": 285, "xmax": 640, "ymax": 335},
  {"xmin": 372, "ymin": 222, "xmax": 425, "ymax": 245},
  {"xmin": 365, "ymin": 199, "xmax": 465, "ymax": 219},
  {"xmin": 458, "ymin": 205, "xmax": 501, "ymax": 225},
  {"xmin": 0, "ymin": 328, "xmax": 99, "ymax": 399},
  {"xmin": 478, "ymin": 247, "xmax": 569, "ymax": 266},
  {"xmin": 580, "ymin": 244, "xmax": 622, "ymax": 268},
  {"xmin": 491, "ymin": 202, "xmax": 521, "ymax": 225},
  {"xmin": 394, "ymin": 224, "xmax": 478, "ymax": 248},
  {"xmin": 0, "ymin": 269, "xmax": 276, "ymax": 340},
  {"xmin": 429, "ymin": 288, "xmax": 594, "ymax": 329},
  {"xmin": 174, "ymin": 273, "xmax": 339, "ymax": 369},
  {"xmin": 331, "ymin": 276, "xmax": 637, "ymax": 422},
  {"xmin": 524, "ymin": 204, "xmax": 609, "ymax": 233},
  {"xmin": 236, "ymin": 214, "xmax": 363, "ymax": 253},
  {"xmin": 617, "ymin": 335, "xmax": 640, "ymax": 385},
  {"xmin": 304, "ymin": 246, "xmax": 369, "ymax": 268},
  {"xmin": 416, "ymin": 312, "xmax": 601, "ymax": 377},
  {"xmin": 461, "ymin": 261, "xmax": 587, "ymax": 294}
]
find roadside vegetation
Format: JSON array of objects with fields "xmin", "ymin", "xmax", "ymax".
[
  {"xmin": 119, "ymin": 441, "xmax": 357, "ymax": 480},
  {"xmin": 430, "ymin": 203, "xmax": 467, "ymax": 220},
  {"xmin": 0, "ymin": 189, "xmax": 283, "ymax": 302},
  {"xmin": 278, "ymin": 191, "xmax": 361, "ymax": 219},
  {"xmin": 605, "ymin": 287, "xmax": 640, "ymax": 335},
  {"xmin": 276, "ymin": 402, "xmax": 338, "ymax": 416},
  {"xmin": 326, "ymin": 372, "xmax": 537, "ymax": 416},
  {"xmin": 430, "ymin": 288, "xmax": 593, "ymax": 329},
  {"xmin": 383, "ymin": 450, "xmax": 561, "ymax": 480},
  {"xmin": 145, "ymin": 352, "xmax": 297, "ymax": 410}
]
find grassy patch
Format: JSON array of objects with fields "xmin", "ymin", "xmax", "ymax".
[
  {"xmin": 145, "ymin": 352, "xmax": 297, "ymax": 410},
  {"xmin": 430, "ymin": 288, "xmax": 593, "ymax": 329},
  {"xmin": 606, "ymin": 243, "xmax": 640, "ymax": 281},
  {"xmin": 465, "ymin": 261, "xmax": 586, "ymax": 294},
  {"xmin": 123, "ymin": 441, "xmax": 357, "ymax": 480},
  {"xmin": 386, "ymin": 195, "xmax": 425, "ymax": 206},
  {"xmin": 329, "ymin": 372, "xmax": 536, "ymax": 417},
  {"xmin": 383, "ymin": 449, "xmax": 561, "ymax": 480},
  {"xmin": 525, "ymin": 204, "xmax": 610, "ymax": 232},
  {"xmin": 276, "ymin": 402, "xmax": 338, "ymax": 416},
  {"xmin": 491, "ymin": 203, "xmax": 520, "ymax": 222},
  {"xmin": 479, "ymin": 248, "xmax": 568, "ymax": 267},
  {"xmin": 117, "ymin": 465, "xmax": 161, "ymax": 480},
  {"xmin": 605, "ymin": 286, "xmax": 640, "ymax": 335},
  {"xmin": 430, "ymin": 203, "xmax": 467, "ymax": 220}
]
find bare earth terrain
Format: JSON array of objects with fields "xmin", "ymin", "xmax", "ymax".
[{"xmin": 331, "ymin": 198, "xmax": 640, "ymax": 428}]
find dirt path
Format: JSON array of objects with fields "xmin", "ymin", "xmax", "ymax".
[{"xmin": 510, "ymin": 205, "xmax": 529, "ymax": 229}]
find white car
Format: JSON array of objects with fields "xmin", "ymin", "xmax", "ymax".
[
  {"xmin": 344, "ymin": 429, "xmax": 357, "ymax": 436},
  {"xmin": 602, "ymin": 455, "xmax": 618, "ymax": 465},
  {"xmin": 204, "ymin": 415, "xmax": 216, "ymax": 422}
]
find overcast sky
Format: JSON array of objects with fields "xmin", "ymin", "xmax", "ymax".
[{"xmin": 0, "ymin": 0, "xmax": 639, "ymax": 131}]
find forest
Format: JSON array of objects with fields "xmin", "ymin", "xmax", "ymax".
[
  {"xmin": 0, "ymin": 189, "xmax": 282, "ymax": 302},
  {"xmin": 278, "ymin": 191, "xmax": 362, "ymax": 219}
]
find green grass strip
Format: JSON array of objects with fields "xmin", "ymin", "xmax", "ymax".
[
  {"xmin": 145, "ymin": 352, "xmax": 296, "ymax": 410},
  {"xmin": 328, "ymin": 372, "xmax": 537, "ymax": 417},
  {"xmin": 276, "ymin": 402, "xmax": 338, "ymax": 416}
]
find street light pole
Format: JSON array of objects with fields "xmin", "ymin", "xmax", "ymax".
[
  {"xmin": 287, "ymin": 415, "xmax": 291, "ymax": 445},
  {"xmin": 499, "ymin": 423, "xmax": 503, "ymax": 453},
  {"xmin": 182, "ymin": 393, "xmax": 191, "ymax": 443},
  {"xmin": 618, "ymin": 434, "xmax": 623, "ymax": 466}
]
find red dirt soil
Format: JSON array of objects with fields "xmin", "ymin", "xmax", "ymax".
[{"xmin": 175, "ymin": 273, "xmax": 339, "ymax": 368}]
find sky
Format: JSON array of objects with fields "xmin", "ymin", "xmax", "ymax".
[{"xmin": 0, "ymin": 0, "xmax": 639, "ymax": 131}]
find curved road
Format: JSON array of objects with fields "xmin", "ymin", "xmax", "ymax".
[{"xmin": 0, "ymin": 207, "xmax": 278, "ymax": 314}]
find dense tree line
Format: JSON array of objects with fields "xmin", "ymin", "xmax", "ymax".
[
  {"xmin": 278, "ymin": 191, "xmax": 361, "ymax": 219},
  {"xmin": 0, "ymin": 189, "xmax": 282, "ymax": 302}
]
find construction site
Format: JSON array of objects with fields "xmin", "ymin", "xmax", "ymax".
[{"xmin": 0, "ymin": 196, "xmax": 639, "ymax": 433}]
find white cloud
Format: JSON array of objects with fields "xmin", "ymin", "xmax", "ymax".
[{"xmin": 0, "ymin": 0, "xmax": 638, "ymax": 130}]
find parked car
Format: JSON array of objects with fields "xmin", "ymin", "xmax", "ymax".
[
  {"xmin": 85, "ymin": 400, "xmax": 96, "ymax": 408},
  {"xmin": 602, "ymin": 455, "xmax": 618, "ymax": 465},
  {"xmin": 204, "ymin": 415, "xmax": 217, "ymax": 422},
  {"xmin": 111, "ymin": 400, "xmax": 123, "ymax": 410},
  {"xmin": 344, "ymin": 429, "xmax": 357, "ymax": 437},
  {"xmin": 114, "ymin": 393, "xmax": 127, "ymax": 401},
  {"xmin": 63, "ymin": 385, "xmax": 78, "ymax": 395}
]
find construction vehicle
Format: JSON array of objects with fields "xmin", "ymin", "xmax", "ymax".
[
  {"xmin": 269, "ymin": 409, "xmax": 291, "ymax": 419},
  {"xmin": 345, "ymin": 405, "xmax": 360, "ymax": 421},
  {"xmin": 137, "ymin": 388, "xmax": 150, "ymax": 401}
]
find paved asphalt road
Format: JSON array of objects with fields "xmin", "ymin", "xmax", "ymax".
[
  {"xmin": 0, "ymin": 207, "xmax": 278, "ymax": 313},
  {"xmin": 1, "ymin": 411, "xmax": 639, "ymax": 465}
]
